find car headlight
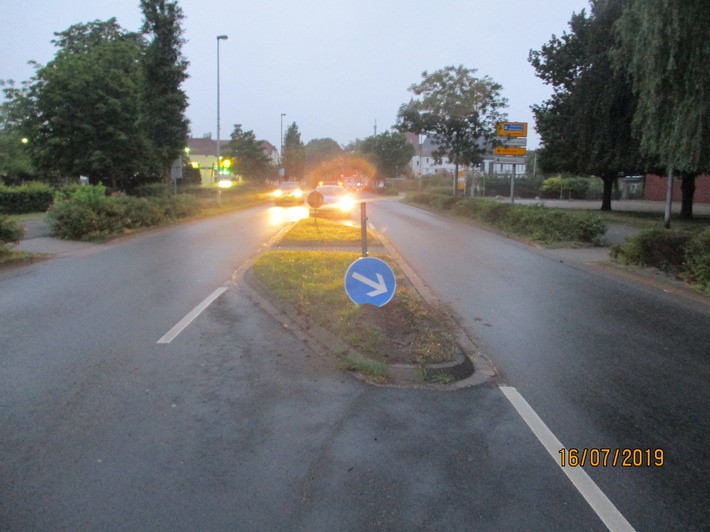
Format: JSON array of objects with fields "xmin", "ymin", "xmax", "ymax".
[
  {"xmin": 273, "ymin": 189, "xmax": 283, "ymax": 197},
  {"xmin": 293, "ymin": 189, "xmax": 304, "ymax": 198},
  {"xmin": 338, "ymin": 196, "xmax": 355, "ymax": 211}
]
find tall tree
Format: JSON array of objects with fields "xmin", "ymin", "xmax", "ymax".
[
  {"xmin": 614, "ymin": 0, "xmax": 710, "ymax": 221},
  {"xmin": 358, "ymin": 131, "xmax": 415, "ymax": 179},
  {"xmin": 0, "ymin": 80, "xmax": 36, "ymax": 184},
  {"xmin": 226, "ymin": 124, "xmax": 276, "ymax": 182},
  {"xmin": 396, "ymin": 65, "xmax": 507, "ymax": 195},
  {"xmin": 529, "ymin": 0, "xmax": 641, "ymax": 211},
  {"xmin": 282, "ymin": 122, "xmax": 305, "ymax": 180},
  {"xmin": 140, "ymin": 0, "xmax": 190, "ymax": 182},
  {"xmin": 26, "ymin": 20, "xmax": 147, "ymax": 188},
  {"xmin": 305, "ymin": 138, "xmax": 343, "ymax": 173}
]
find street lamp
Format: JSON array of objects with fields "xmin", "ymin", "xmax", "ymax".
[
  {"xmin": 280, "ymin": 113, "xmax": 286, "ymax": 169},
  {"xmin": 216, "ymin": 34, "xmax": 228, "ymax": 183}
]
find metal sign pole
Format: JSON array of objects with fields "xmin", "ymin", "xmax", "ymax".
[
  {"xmin": 360, "ymin": 202, "xmax": 368, "ymax": 257},
  {"xmin": 510, "ymin": 164, "xmax": 516, "ymax": 204}
]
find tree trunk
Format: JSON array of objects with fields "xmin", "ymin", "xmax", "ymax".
[
  {"xmin": 679, "ymin": 172, "xmax": 696, "ymax": 220},
  {"xmin": 453, "ymin": 162, "xmax": 459, "ymax": 196},
  {"xmin": 600, "ymin": 174, "xmax": 614, "ymax": 211}
]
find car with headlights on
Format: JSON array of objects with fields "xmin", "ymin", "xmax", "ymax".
[
  {"xmin": 273, "ymin": 182, "xmax": 304, "ymax": 205},
  {"xmin": 310, "ymin": 184, "xmax": 355, "ymax": 217}
]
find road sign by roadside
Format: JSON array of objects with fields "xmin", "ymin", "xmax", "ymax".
[
  {"xmin": 494, "ymin": 146, "xmax": 527, "ymax": 156},
  {"xmin": 496, "ymin": 122, "xmax": 528, "ymax": 137},
  {"xmin": 307, "ymin": 190, "xmax": 324, "ymax": 209},
  {"xmin": 497, "ymin": 137, "xmax": 527, "ymax": 147},
  {"xmin": 344, "ymin": 257, "xmax": 396, "ymax": 307},
  {"xmin": 490, "ymin": 156, "xmax": 527, "ymax": 165}
]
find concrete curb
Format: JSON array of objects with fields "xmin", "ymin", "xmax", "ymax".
[{"xmin": 242, "ymin": 267, "xmax": 483, "ymax": 388}]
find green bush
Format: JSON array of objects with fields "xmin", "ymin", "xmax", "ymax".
[
  {"xmin": 47, "ymin": 184, "xmax": 199, "ymax": 240},
  {"xmin": 406, "ymin": 193, "xmax": 606, "ymax": 244},
  {"xmin": 682, "ymin": 229, "xmax": 710, "ymax": 291},
  {"xmin": 46, "ymin": 201, "xmax": 102, "ymax": 240},
  {"xmin": 610, "ymin": 227, "xmax": 710, "ymax": 292},
  {"xmin": 131, "ymin": 183, "xmax": 172, "ymax": 198},
  {"xmin": 0, "ymin": 215, "xmax": 24, "ymax": 246},
  {"xmin": 540, "ymin": 176, "xmax": 591, "ymax": 199},
  {"xmin": 0, "ymin": 182, "xmax": 55, "ymax": 214},
  {"xmin": 610, "ymin": 229, "xmax": 693, "ymax": 274}
]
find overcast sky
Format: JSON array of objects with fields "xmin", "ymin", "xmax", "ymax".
[{"xmin": 1, "ymin": 0, "xmax": 591, "ymax": 150}]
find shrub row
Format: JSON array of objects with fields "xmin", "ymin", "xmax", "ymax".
[
  {"xmin": 611, "ymin": 228, "xmax": 710, "ymax": 292},
  {"xmin": 47, "ymin": 184, "xmax": 199, "ymax": 241},
  {"xmin": 0, "ymin": 215, "xmax": 24, "ymax": 254},
  {"xmin": 0, "ymin": 183, "xmax": 54, "ymax": 214},
  {"xmin": 406, "ymin": 192, "xmax": 607, "ymax": 245}
]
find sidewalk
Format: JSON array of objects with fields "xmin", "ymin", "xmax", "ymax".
[
  {"xmin": 13, "ymin": 216, "xmax": 99, "ymax": 256},
  {"xmin": 512, "ymin": 198, "xmax": 710, "ymax": 216}
]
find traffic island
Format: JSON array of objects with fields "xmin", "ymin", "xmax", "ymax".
[{"xmin": 243, "ymin": 216, "xmax": 488, "ymax": 387}]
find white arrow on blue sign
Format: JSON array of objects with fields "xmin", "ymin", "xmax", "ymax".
[{"xmin": 344, "ymin": 257, "xmax": 397, "ymax": 307}]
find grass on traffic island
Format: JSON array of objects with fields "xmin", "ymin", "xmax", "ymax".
[{"xmin": 253, "ymin": 217, "xmax": 460, "ymax": 383}]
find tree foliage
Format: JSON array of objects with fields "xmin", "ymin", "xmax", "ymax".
[
  {"xmin": 529, "ymin": 1, "xmax": 641, "ymax": 210},
  {"xmin": 3, "ymin": 4, "xmax": 189, "ymax": 191},
  {"xmin": 614, "ymin": 0, "xmax": 710, "ymax": 219},
  {"xmin": 140, "ymin": 0, "xmax": 190, "ymax": 181},
  {"xmin": 226, "ymin": 124, "xmax": 276, "ymax": 182},
  {"xmin": 27, "ymin": 19, "xmax": 147, "ymax": 189},
  {"xmin": 282, "ymin": 122, "xmax": 305, "ymax": 180},
  {"xmin": 0, "ymin": 80, "xmax": 35, "ymax": 184},
  {"xmin": 396, "ymin": 65, "xmax": 507, "ymax": 194},
  {"xmin": 305, "ymin": 138, "xmax": 343, "ymax": 173},
  {"xmin": 358, "ymin": 131, "xmax": 415, "ymax": 179}
]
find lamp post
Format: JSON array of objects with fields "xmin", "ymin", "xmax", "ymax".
[
  {"xmin": 280, "ymin": 113, "xmax": 286, "ymax": 171},
  {"xmin": 216, "ymin": 34, "xmax": 228, "ymax": 183}
]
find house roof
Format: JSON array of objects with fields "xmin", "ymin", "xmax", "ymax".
[
  {"xmin": 187, "ymin": 137, "xmax": 228, "ymax": 157},
  {"xmin": 187, "ymin": 137, "xmax": 279, "ymax": 158}
]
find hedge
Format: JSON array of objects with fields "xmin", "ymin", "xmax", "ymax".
[
  {"xmin": 405, "ymin": 192, "xmax": 607, "ymax": 245},
  {"xmin": 0, "ymin": 183, "xmax": 54, "ymax": 214},
  {"xmin": 47, "ymin": 184, "xmax": 199, "ymax": 241}
]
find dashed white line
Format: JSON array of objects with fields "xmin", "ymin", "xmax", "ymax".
[
  {"xmin": 500, "ymin": 386, "xmax": 635, "ymax": 532},
  {"xmin": 156, "ymin": 286, "xmax": 228, "ymax": 344}
]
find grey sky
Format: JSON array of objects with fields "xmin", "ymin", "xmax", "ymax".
[{"xmin": 1, "ymin": 0, "xmax": 591, "ymax": 149}]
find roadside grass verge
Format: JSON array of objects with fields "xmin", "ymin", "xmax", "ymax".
[
  {"xmin": 252, "ymin": 250, "xmax": 459, "ymax": 373},
  {"xmin": 404, "ymin": 192, "xmax": 607, "ymax": 246},
  {"xmin": 280, "ymin": 217, "xmax": 371, "ymax": 243}
]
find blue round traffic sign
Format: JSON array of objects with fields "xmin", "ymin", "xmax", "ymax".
[{"xmin": 344, "ymin": 257, "xmax": 397, "ymax": 307}]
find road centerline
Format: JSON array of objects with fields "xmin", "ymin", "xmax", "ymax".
[
  {"xmin": 157, "ymin": 286, "xmax": 228, "ymax": 344},
  {"xmin": 500, "ymin": 386, "xmax": 635, "ymax": 532}
]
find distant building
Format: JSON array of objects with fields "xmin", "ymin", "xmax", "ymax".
[
  {"xmin": 643, "ymin": 173, "xmax": 710, "ymax": 204},
  {"xmin": 186, "ymin": 136, "xmax": 279, "ymax": 186},
  {"xmin": 405, "ymin": 132, "xmax": 527, "ymax": 183}
]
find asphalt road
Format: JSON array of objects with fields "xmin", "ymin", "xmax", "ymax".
[
  {"xmin": 368, "ymin": 196, "xmax": 710, "ymax": 531},
  {"xmin": 1, "ymin": 200, "xmax": 708, "ymax": 530}
]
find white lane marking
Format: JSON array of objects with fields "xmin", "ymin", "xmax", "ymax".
[
  {"xmin": 157, "ymin": 287, "xmax": 228, "ymax": 344},
  {"xmin": 500, "ymin": 386, "xmax": 635, "ymax": 532}
]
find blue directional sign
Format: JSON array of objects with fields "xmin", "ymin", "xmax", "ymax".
[{"xmin": 344, "ymin": 257, "xmax": 397, "ymax": 307}]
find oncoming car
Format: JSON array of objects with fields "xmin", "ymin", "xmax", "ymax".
[
  {"xmin": 311, "ymin": 184, "xmax": 355, "ymax": 217},
  {"xmin": 273, "ymin": 182, "xmax": 304, "ymax": 205}
]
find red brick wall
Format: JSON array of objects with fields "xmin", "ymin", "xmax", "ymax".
[{"xmin": 644, "ymin": 174, "xmax": 710, "ymax": 203}]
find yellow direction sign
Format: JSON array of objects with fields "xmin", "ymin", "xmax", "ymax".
[
  {"xmin": 496, "ymin": 122, "xmax": 528, "ymax": 138},
  {"xmin": 494, "ymin": 146, "xmax": 527, "ymax": 156}
]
